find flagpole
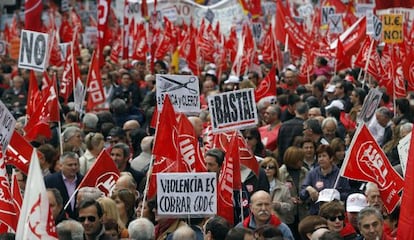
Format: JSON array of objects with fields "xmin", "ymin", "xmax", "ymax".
[
  {"xmin": 361, "ymin": 37, "xmax": 375, "ymax": 87},
  {"xmin": 63, "ymin": 188, "xmax": 79, "ymax": 211},
  {"xmin": 141, "ymin": 154, "xmax": 154, "ymax": 218}
]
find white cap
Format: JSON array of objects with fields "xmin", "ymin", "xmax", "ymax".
[
  {"xmin": 208, "ymin": 63, "xmax": 217, "ymax": 70},
  {"xmin": 325, "ymin": 84, "xmax": 336, "ymax": 93},
  {"xmin": 224, "ymin": 75, "xmax": 240, "ymax": 84},
  {"xmin": 316, "ymin": 188, "xmax": 340, "ymax": 203},
  {"xmin": 284, "ymin": 64, "xmax": 297, "ymax": 73},
  {"xmin": 206, "ymin": 69, "xmax": 216, "ymax": 76},
  {"xmin": 346, "ymin": 193, "xmax": 368, "ymax": 212},
  {"xmin": 325, "ymin": 99, "xmax": 344, "ymax": 111},
  {"xmin": 180, "ymin": 66, "xmax": 192, "ymax": 74}
]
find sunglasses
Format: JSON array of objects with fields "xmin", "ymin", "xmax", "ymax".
[
  {"xmin": 261, "ymin": 165, "xmax": 276, "ymax": 170},
  {"xmin": 79, "ymin": 216, "xmax": 97, "ymax": 222},
  {"xmin": 327, "ymin": 215, "xmax": 345, "ymax": 221}
]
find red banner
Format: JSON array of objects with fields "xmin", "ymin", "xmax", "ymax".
[{"xmin": 341, "ymin": 124, "xmax": 403, "ymax": 213}]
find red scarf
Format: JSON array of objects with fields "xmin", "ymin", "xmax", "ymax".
[{"xmin": 242, "ymin": 214, "xmax": 281, "ymax": 228}]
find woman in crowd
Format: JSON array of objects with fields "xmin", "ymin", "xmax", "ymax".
[
  {"xmin": 111, "ymin": 189, "xmax": 136, "ymax": 228},
  {"xmin": 79, "ymin": 132, "xmax": 105, "ymax": 175},
  {"xmin": 278, "ymin": 146, "xmax": 309, "ymax": 239},
  {"xmin": 260, "ymin": 157, "xmax": 292, "ymax": 224},
  {"xmin": 329, "ymin": 138, "xmax": 346, "ymax": 168},
  {"xmin": 300, "ymin": 145, "xmax": 351, "ymax": 215},
  {"xmin": 61, "ymin": 126, "xmax": 84, "ymax": 156},
  {"xmin": 97, "ymin": 197, "xmax": 129, "ymax": 238},
  {"xmin": 318, "ymin": 200, "xmax": 357, "ymax": 240},
  {"xmin": 242, "ymin": 128, "xmax": 266, "ymax": 158}
]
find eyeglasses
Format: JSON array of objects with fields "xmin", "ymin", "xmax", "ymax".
[
  {"xmin": 261, "ymin": 165, "xmax": 276, "ymax": 170},
  {"xmin": 79, "ymin": 216, "xmax": 97, "ymax": 222},
  {"xmin": 327, "ymin": 215, "xmax": 345, "ymax": 221}
]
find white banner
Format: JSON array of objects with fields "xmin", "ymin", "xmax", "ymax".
[
  {"xmin": 0, "ymin": 101, "xmax": 16, "ymax": 153},
  {"xmin": 18, "ymin": 30, "xmax": 49, "ymax": 72},
  {"xmin": 156, "ymin": 74, "xmax": 200, "ymax": 113},
  {"xmin": 366, "ymin": 12, "xmax": 382, "ymax": 41},
  {"xmin": 208, "ymin": 88, "xmax": 258, "ymax": 133},
  {"xmin": 321, "ymin": 6, "xmax": 335, "ymax": 26},
  {"xmin": 156, "ymin": 172, "xmax": 217, "ymax": 217}
]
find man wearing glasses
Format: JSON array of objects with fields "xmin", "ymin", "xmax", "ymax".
[{"xmin": 78, "ymin": 199, "xmax": 112, "ymax": 240}]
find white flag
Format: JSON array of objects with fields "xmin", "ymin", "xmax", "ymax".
[{"xmin": 16, "ymin": 150, "xmax": 58, "ymax": 239}]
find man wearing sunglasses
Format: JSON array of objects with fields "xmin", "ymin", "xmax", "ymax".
[{"xmin": 78, "ymin": 199, "xmax": 112, "ymax": 240}]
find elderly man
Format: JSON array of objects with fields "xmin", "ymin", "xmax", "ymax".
[
  {"xmin": 44, "ymin": 152, "xmax": 83, "ymax": 219},
  {"xmin": 358, "ymin": 207, "xmax": 392, "ymax": 240},
  {"xmin": 236, "ymin": 190, "xmax": 294, "ymax": 240},
  {"xmin": 131, "ymin": 136, "xmax": 154, "ymax": 172},
  {"xmin": 57, "ymin": 220, "xmax": 84, "ymax": 240},
  {"xmin": 128, "ymin": 218, "xmax": 155, "ymax": 240}
]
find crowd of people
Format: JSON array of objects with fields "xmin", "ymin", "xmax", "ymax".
[
  {"xmin": 0, "ymin": 47, "xmax": 407, "ymax": 240},
  {"xmin": 0, "ymin": 0, "xmax": 412, "ymax": 237}
]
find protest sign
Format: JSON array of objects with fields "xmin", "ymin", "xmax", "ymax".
[
  {"xmin": 356, "ymin": 3, "xmax": 374, "ymax": 18},
  {"xmin": 156, "ymin": 74, "xmax": 200, "ymax": 113},
  {"xmin": 156, "ymin": 172, "xmax": 217, "ymax": 217},
  {"xmin": 357, "ymin": 88, "xmax": 382, "ymax": 124},
  {"xmin": 367, "ymin": 12, "xmax": 382, "ymax": 41},
  {"xmin": 328, "ymin": 14, "xmax": 343, "ymax": 34},
  {"xmin": 398, "ymin": 132, "xmax": 410, "ymax": 177},
  {"xmin": 382, "ymin": 14, "xmax": 403, "ymax": 43},
  {"xmin": 0, "ymin": 101, "xmax": 16, "ymax": 153},
  {"xmin": 83, "ymin": 27, "xmax": 98, "ymax": 48},
  {"xmin": 208, "ymin": 88, "xmax": 258, "ymax": 133},
  {"xmin": 59, "ymin": 42, "xmax": 70, "ymax": 59},
  {"xmin": 18, "ymin": 30, "xmax": 49, "ymax": 71},
  {"xmin": 321, "ymin": 6, "xmax": 335, "ymax": 26}
]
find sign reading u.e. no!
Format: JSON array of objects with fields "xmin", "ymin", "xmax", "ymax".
[{"xmin": 18, "ymin": 30, "xmax": 49, "ymax": 72}]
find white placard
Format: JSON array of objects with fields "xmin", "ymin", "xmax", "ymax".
[
  {"xmin": 398, "ymin": 132, "xmax": 410, "ymax": 177},
  {"xmin": 83, "ymin": 27, "xmax": 98, "ymax": 48},
  {"xmin": 298, "ymin": 4, "xmax": 314, "ymax": 18},
  {"xmin": 356, "ymin": 3, "xmax": 374, "ymax": 18},
  {"xmin": 18, "ymin": 30, "xmax": 49, "ymax": 72},
  {"xmin": 328, "ymin": 14, "xmax": 343, "ymax": 34},
  {"xmin": 0, "ymin": 41, "xmax": 6, "ymax": 56},
  {"xmin": 321, "ymin": 6, "xmax": 335, "ymax": 26},
  {"xmin": 156, "ymin": 74, "xmax": 200, "ymax": 113},
  {"xmin": 59, "ymin": 42, "xmax": 70, "ymax": 60},
  {"xmin": 156, "ymin": 172, "xmax": 217, "ymax": 217},
  {"xmin": 0, "ymin": 101, "xmax": 16, "ymax": 153},
  {"xmin": 366, "ymin": 12, "xmax": 382, "ymax": 41},
  {"xmin": 208, "ymin": 88, "xmax": 258, "ymax": 133},
  {"xmin": 357, "ymin": 88, "xmax": 383, "ymax": 124}
]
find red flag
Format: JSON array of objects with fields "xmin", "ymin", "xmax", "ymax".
[
  {"xmin": 147, "ymin": 95, "xmax": 184, "ymax": 199},
  {"xmin": 5, "ymin": 131, "xmax": 33, "ymax": 174},
  {"xmin": 239, "ymin": 0, "xmax": 262, "ymax": 18},
  {"xmin": 42, "ymin": 72, "xmax": 60, "ymax": 122},
  {"xmin": 298, "ymin": 47, "xmax": 315, "ymax": 85},
  {"xmin": 48, "ymin": 31, "xmax": 63, "ymax": 67},
  {"xmin": 122, "ymin": 0, "xmax": 129, "ymax": 60},
  {"xmin": 213, "ymin": 131, "xmax": 259, "ymax": 176},
  {"xmin": 97, "ymin": 0, "xmax": 111, "ymax": 65},
  {"xmin": 59, "ymin": 14, "xmax": 73, "ymax": 44},
  {"xmin": 110, "ymin": 37, "xmax": 122, "ymax": 64},
  {"xmin": 25, "ymin": 0, "xmax": 43, "ymax": 32},
  {"xmin": 217, "ymin": 132, "xmax": 241, "ymax": 225},
  {"xmin": 322, "ymin": 0, "xmax": 347, "ymax": 13},
  {"xmin": 397, "ymin": 128, "xmax": 414, "ymax": 239},
  {"xmin": 141, "ymin": 0, "xmax": 148, "ymax": 19},
  {"xmin": 187, "ymin": 35, "xmax": 199, "ymax": 76},
  {"xmin": 26, "ymin": 71, "xmax": 41, "ymax": 118},
  {"xmin": 60, "ymin": 45, "xmax": 75, "ymax": 103},
  {"xmin": 0, "ymin": 147, "xmax": 18, "ymax": 231},
  {"xmin": 390, "ymin": 44, "xmax": 407, "ymax": 98},
  {"xmin": 335, "ymin": 37, "xmax": 351, "ymax": 70},
  {"xmin": 353, "ymin": 36, "xmax": 386, "ymax": 82},
  {"xmin": 255, "ymin": 66, "xmax": 276, "ymax": 103},
  {"xmin": 232, "ymin": 23, "xmax": 255, "ymax": 76},
  {"xmin": 332, "ymin": 16, "xmax": 366, "ymax": 57},
  {"xmin": 78, "ymin": 150, "xmax": 120, "ymax": 196},
  {"xmin": 177, "ymin": 114, "xmax": 207, "ymax": 172},
  {"xmin": 86, "ymin": 51, "xmax": 106, "ymax": 111},
  {"xmin": 340, "ymin": 124, "xmax": 403, "ymax": 213},
  {"xmin": 154, "ymin": 17, "xmax": 177, "ymax": 60},
  {"xmin": 16, "ymin": 150, "xmax": 58, "ymax": 239},
  {"xmin": 131, "ymin": 23, "xmax": 148, "ymax": 62},
  {"xmin": 225, "ymin": 26, "xmax": 238, "ymax": 63},
  {"xmin": 11, "ymin": 170, "xmax": 23, "ymax": 219}
]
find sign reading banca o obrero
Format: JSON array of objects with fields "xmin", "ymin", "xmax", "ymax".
[{"xmin": 208, "ymin": 88, "xmax": 258, "ymax": 133}]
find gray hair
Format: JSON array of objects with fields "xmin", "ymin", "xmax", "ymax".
[
  {"xmin": 59, "ymin": 152, "xmax": 79, "ymax": 164},
  {"xmin": 62, "ymin": 126, "xmax": 81, "ymax": 142},
  {"xmin": 128, "ymin": 218, "xmax": 155, "ymax": 240},
  {"xmin": 172, "ymin": 225, "xmax": 196, "ymax": 240},
  {"xmin": 296, "ymin": 102, "xmax": 309, "ymax": 115},
  {"xmin": 358, "ymin": 207, "xmax": 383, "ymax": 228},
  {"xmin": 321, "ymin": 117, "xmax": 338, "ymax": 129},
  {"xmin": 47, "ymin": 188, "xmax": 63, "ymax": 207},
  {"xmin": 82, "ymin": 113, "xmax": 99, "ymax": 130},
  {"xmin": 364, "ymin": 182, "xmax": 379, "ymax": 196},
  {"xmin": 78, "ymin": 187, "xmax": 103, "ymax": 202},
  {"xmin": 141, "ymin": 136, "xmax": 154, "ymax": 153},
  {"xmin": 376, "ymin": 107, "xmax": 393, "ymax": 120},
  {"xmin": 57, "ymin": 220, "xmax": 84, "ymax": 240}
]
